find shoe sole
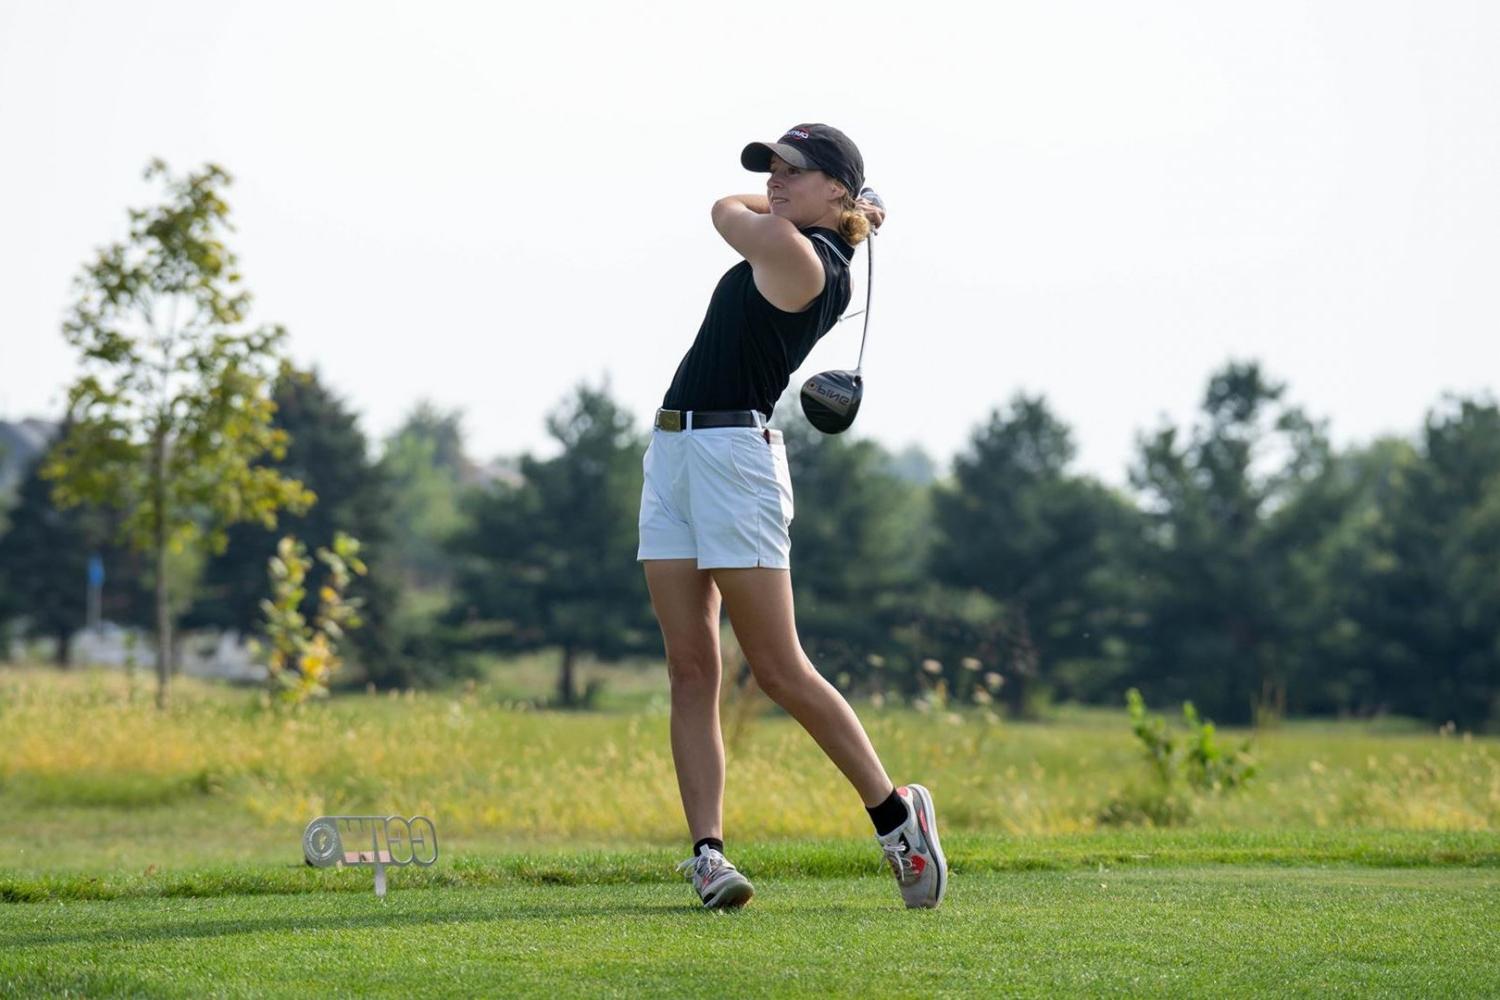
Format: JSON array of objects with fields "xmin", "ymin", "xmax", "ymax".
[
  {"xmin": 906, "ymin": 783, "xmax": 947, "ymax": 908},
  {"xmin": 703, "ymin": 875, "xmax": 754, "ymax": 910}
]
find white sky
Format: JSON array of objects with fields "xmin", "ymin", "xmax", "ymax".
[{"xmin": 2, "ymin": 0, "xmax": 1496, "ymax": 484}]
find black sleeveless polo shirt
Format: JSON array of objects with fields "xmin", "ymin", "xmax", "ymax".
[{"xmin": 661, "ymin": 226, "xmax": 855, "ymax": 419}]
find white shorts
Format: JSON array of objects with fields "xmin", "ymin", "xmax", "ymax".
[{"xmin": 636, "ymin": 424, "xmax": 795, "ymax": 569}]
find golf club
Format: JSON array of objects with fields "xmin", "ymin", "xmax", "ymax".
[{"xmin": 801, "ymin": 186, "xmax": 882, "ymax": 434}]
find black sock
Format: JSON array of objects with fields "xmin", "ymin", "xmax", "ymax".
[
  {"xmin": 694, "ymin": 837, "xmax": 724, "ymax": 857},
  {"xmin": 867, "ymin": 788, "xmax": 908, "ymax": 837}
]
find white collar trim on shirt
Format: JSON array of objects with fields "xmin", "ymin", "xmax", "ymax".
[{"xmin": 806, "ymin": 231, "xmax": 852, "ymax": 266}]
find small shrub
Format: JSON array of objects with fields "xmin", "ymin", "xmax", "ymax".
[
  {"xmin": 1126, "ymin": 688, "xmax": 1177, "ymax": 786},
  {"xmin": 1181, "ymin": 700, "xmax": 1258, "ymax": 791},
  {"xmin": 1125, "ymin": 688, "xmax": 1257, "ymax": 792},
  {"xmin": 255, "ymin": 532, "xmax": 366, "ymax": 705}
]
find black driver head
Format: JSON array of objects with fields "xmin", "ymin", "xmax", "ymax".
[{"xmin": 800, "ymin": 369, "xmax": 864, "ymax": 434}]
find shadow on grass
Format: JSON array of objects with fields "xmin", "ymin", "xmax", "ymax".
[{"xmin": 2, "ymin": 897, "xmax": 739, "ymax": 950}]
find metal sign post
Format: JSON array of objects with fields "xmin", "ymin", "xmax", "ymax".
[
  {"xmin": 302, "ymin": 815, "xmax": 439, "ymax": 898},
  {"xmin": 86, "ymin": 554, "xmax": 104, "ymax": 635}
]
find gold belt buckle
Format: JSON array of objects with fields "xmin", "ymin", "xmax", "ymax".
[{"xmin": 657, "ymin": 409, "xmax": 683, "ymax": 432}]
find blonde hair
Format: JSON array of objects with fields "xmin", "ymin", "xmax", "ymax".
[{"xmin": 836, "ymin": 190, "xmax": 871, "ymax": 245}]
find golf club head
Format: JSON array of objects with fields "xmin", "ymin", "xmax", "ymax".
[{"xmin": 801, "ymin": 369, "xmax": 863, "ymax": 434}]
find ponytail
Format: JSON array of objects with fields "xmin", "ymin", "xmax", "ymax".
[{"xmin": 836, "ymin": 191, "xmax": 871, "ymax": 245}]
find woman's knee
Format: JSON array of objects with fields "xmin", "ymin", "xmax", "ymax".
[
  {"xmin": 747, "ymin": 654, "xmax": 816, "ymax": 704},
  {"xmin": 666, "ymin": 649, "xmax": 721, "ymax": 691}
]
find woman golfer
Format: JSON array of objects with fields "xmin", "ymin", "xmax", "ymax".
[{"xmin": 637, "ymin": 123, "xmax": 947, "ymax": 910}]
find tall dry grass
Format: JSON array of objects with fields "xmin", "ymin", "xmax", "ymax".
[{"xmin": 2, "ymin": 668, "xmax": 1496, "ymax": 860}]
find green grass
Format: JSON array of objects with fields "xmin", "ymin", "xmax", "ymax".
[
  {"xmin": 2, "ymin": 667, "xmax": 1497, "ymax": 995},
  {"xmin": 4, "ymin": 868, "xmax": 1497, "ymax": 997}
]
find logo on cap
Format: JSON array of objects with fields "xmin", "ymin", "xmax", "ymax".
[{"xmin": 782, "ymin": 129, "xmax": 811, "ymax": 141}]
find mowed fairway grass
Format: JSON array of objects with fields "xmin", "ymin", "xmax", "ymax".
[
  {"xmin": 2, "ymin": 667, "xmax": 1497, "ymax": 996},
  {"xmin": 4, "ymin": 868, "xmax": 1497, "ymax": 997}
]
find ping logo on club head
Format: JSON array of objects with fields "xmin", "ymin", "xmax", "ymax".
[{"xmin": 805, "ymin": 377, "xmax": 853, "ymax": 409}]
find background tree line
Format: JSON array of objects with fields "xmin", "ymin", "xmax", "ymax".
[
  {"xmin": 4, "ymin": 361, "xmax": 1495, "ymax": 728},
  {"xmin": 0, "ymin": 162, "xmax": 1495, "ymax": 727}
]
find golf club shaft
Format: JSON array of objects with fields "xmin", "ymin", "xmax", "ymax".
[{"xmin": 855, "ymin": 228, "xmax": 873, "ymax": 375}]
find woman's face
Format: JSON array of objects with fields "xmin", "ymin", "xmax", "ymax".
[{"xmin": 766, "ymin": 155, "xmax": 844, "ymax": 226}]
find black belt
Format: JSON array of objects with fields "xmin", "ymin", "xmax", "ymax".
[{"xmin": 654, "ymin": 408, "xmax": 765, "ymax": 432}]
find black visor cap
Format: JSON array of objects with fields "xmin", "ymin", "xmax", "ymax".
[{"xmin": 741, "ymin": 123, "xmax": 864, "ymax": 198}]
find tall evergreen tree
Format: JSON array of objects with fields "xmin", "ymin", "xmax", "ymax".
[
  {"xmin": 448, "ymin": 384, "xmax": 652, "ymax": 706},
  {"xmin": 378, "ymin": 403, "xmax": 472, "ymax": 590},
  {"xmin": 182, "ymin": 367, "xmax": 401, "ymax": 682},
  {"xmin": 772, "ymin": 408, "xmax": 928, "ymax": 689},
  {"xmin": 0, "ymin": 438, "xmax": 14, "ymax": 640},
  {"xmin": 1128, "ymin": 362, "xmax": 1333, "ymax": 722},
  {"xmin": 1247, "ymin": 437, "xmax": 1414, "ymax": 718},
  {"xmin": 931, "ymin": 394, "xmax": 1133, "ymax": 710},
  {"xmin": 0, "ymin": 453, "xmax": 95, "ymax": 665},
  {"xmin": 0, "ymin": 439, "xmax": 152, "ymax": 664},
  {"xmin": 1349, "ymin": 397, "xmax": 1500, "ymax": 727}
]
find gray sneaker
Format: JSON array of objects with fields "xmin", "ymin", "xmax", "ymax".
[
  {"xmin": 875, "ymin": 783, "xmax": 947, "ymax": 908},
  {"xmin": 676, "ymin": 848, "xmax": 755, "ymax": 909}
]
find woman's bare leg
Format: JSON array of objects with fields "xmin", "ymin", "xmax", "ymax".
[
  {"xmin": 709, "ymin": 567, "xmax": 894, "ymax": 806},
  {"xmin": 644, "ymin": 559, "xmax": 726, "ymax": 844}
]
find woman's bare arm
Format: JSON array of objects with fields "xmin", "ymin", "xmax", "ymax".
[
  {"xmin": 715, "ymin": 193, "xmax": 771, "ymax": 215},
  {"xmin": 710, "ymin": 196, "xmax": 825, "ymax": 313}
]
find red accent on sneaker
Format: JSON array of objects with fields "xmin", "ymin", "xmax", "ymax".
[
  {"xmin": 918, "ymin": 807, "xmax": 929, "ymax": 835},
  {"xmin": 910, "ymin": 854, "xmax": 927, "ymax": 876}
]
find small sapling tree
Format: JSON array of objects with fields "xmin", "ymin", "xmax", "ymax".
[
  {"xmin": 45, "ymin": 161, "xmax": 313, "ymax": 707},
  {"xmin": 257, "ymin": 532, "xmax": 366, "ymax": 705}
]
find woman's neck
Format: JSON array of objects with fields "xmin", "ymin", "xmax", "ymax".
[{"xmin": 805, "ymin": 209, "xmax": 841, "ymax": 231}]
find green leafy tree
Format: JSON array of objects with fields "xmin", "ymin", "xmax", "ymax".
[
  {"xmin": 448, "ymin": 384, "xmax": 652, "ymax": 706},
  {"xmin": 931, "ymin": 394, "xmax": 1135, "ymax": 712},
  {"xmin": 43, "ymin": 161, "xmax": 312, "ymax": 707},
  {"xmin": 1128, "ymin": 362, "xmax": 1333, "ymax": 722}
]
